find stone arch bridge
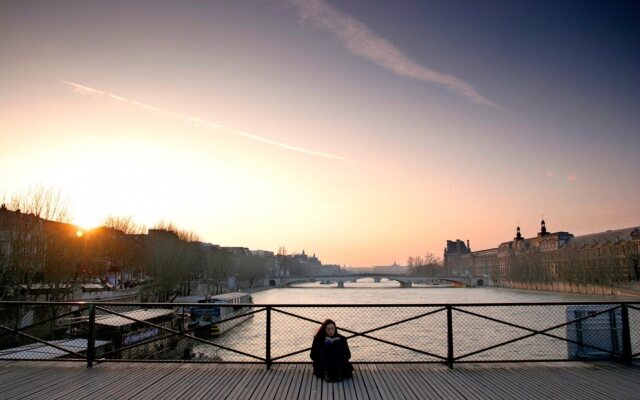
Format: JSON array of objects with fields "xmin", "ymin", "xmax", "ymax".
[{"xmin": 268, "ymin": 274, "xmax": 490, "ymax": 288}]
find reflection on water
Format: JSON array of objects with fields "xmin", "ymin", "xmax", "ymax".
[{"xmin": 193, "ymin": 282, "xmax": 635, "ymax": 362}]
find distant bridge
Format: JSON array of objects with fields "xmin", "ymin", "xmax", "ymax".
[{"xmin": 268, "ymin": 274, "xmax": 491, "ymax": 288}]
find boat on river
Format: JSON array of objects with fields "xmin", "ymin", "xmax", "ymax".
[{"xmin": 182, "ymin": 292, "xmax": 253, "ymax": 337}]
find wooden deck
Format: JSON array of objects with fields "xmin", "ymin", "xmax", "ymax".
[{"xmin": 0, "ymin": 361, "xmax": 638, "ymax": 399}]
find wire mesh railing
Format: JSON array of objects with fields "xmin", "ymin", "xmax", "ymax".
[{"xmin": 0, "ymin": 301, "xmax": 638, "ymax": 368}]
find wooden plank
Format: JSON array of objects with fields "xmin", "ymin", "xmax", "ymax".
[
  {"xmin": 500, "ymin": 364, "xmax": 595, "ymax": 400},
  {"xmin": 27, "ymin": 363, "xmax": 147, "ymax": 400},
  {"xmin": 442, "ymin": 367, "xmax": 499, "ymax": 400},
  {"xmin": 368, "ymin": 364, "xmax": 405, "ymax": 400},
  {"xmin": 526, "ymin": 365, "xmax": 621, "ymax": 400},
  {"xmin": 403, "ymin": 365, "xmax": 449, "ymax": 400},
  {"xmin": 246, "ymin": 365, "xmax": 278, "ymax": 399},
  {"xmin": 461, "ymin": 366, "xmax": 548, "ymax": 400},
  {"xmin": 390, "ymin": 365, "xmax": 440, "ymax": 400},
  {"xmin": 125, "ymin": 366, "xmax": 195, "ymax": 400},
  {"xmin": 335, "ymin": 379, "xmax": 345, "ymax": 400},
  {"xmin": 558, "ymin": 363, "xmax": 640, "ymax": 396},
  {"xmin": 84, "ymin": 364, "xmax": 176, "ymax": 400},
  {"xmin": 408, "ymin": 365, "xmax": 467, "ymax": 400},
  {"xmin": 0, "ymin": 364, "xmax": 57, "ymax": 388},
  {"xmin": 296, "ymin": 365, "xmax": 312, "ymax": 400},
  {"xmin": 206, "ymin": 365, "xmax": 258, "ymax": 400},
  {"xmin": 222, "ymin": 365, "xmax": 266, "ymax": 400},
  {"xmin": 228, "ymin": 365, "xmax": 272, "ymax": 400},
  {"xmin": 500, "ymin": 365, "xmax": 587, "ymax": 400},
  {"xmin": 384, "ymin": 364, "xmax": 420, "ymax": 400},
  {"xmin": 308, "ymin": 364, "xmax": 322, "ymax": 400},
  {"xmin": 259, "ymin": 364, "xmax": 288, "ymax": 400},
  {"xmin": 284, "ymin": 364, "xmax": 304, "ymax": 400},
  {"xmin": 342, "ymin": 372, "xmax": 358, "ymax": 400},
  {"xmin": 183, "ymin": 364, "xmax": 239, "ymax": 400},
  {"xmin": 350, "ymin": 365, "xmax": 371, "ymax": 400},
  {"xmin": 357, "ymin": 364, "xmax": 383, "ymax": 400},
  {"xmin": 1, "ymin": 367, "xmax": 63, "ymax": 394},
  {"xmin": 320, "ymin": 373, "xmax": 330, "ymax": 400},
  {"xmin": 270, "ymin": 364, "xmax": 296, "ymax": 399},
  {"xmin": 7, "ymin": 363, "xmax": 94, "ymax": 400},
  {"xmin": 150, "ymin": 363, "xmax": 227, "ymax": 399},
  {"xmin": 512, "ymin": 366, "xmax": 595, "ymax": 400},
  {"xmin": 457, "ymin": 366, "xmax": 531, "ymax": 400}
]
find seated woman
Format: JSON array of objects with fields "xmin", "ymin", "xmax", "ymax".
[{"xmin": 310, "ymin": 319, "xmax": 354, "ymax": 382}]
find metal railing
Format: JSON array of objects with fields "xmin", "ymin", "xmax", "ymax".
[{"xmin": 0, "ymin": 301, "xmax": 638, "ymax": 369}]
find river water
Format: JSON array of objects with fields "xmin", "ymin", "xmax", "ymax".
[{"xmin": 193, "ymin": 279, "xmax": 637, "ymax": 363}]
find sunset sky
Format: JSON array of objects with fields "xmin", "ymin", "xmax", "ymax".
[{"xmin": 1, "ymin": 1, "xmax": 639, "ymax": 267}]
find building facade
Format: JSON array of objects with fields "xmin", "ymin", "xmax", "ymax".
[{"xmin": 445, "ymin": 220, "xmax": 640, "ymax": 284}]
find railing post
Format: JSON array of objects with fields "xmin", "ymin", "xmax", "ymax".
[
  {"xmin": 621, "ymin": 303, "xmax": 632, "ymax": 365},
  {"xmin": 266, "ymin": 306, "xmax": 271, "ymax": 370},
  {"xmin": 447, "ymin": 305, "xmax": 454, "ymax": 369},
  {"xmin": 180, "ymin": 308, "xmax": 185, "ymax": 336},
  {"xmin": 87, "ymin": 304, "xmax": 96, "ymax": 368}
]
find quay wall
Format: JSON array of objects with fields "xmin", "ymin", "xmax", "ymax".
[{"xmin": 497, "ymin": 279, "xmax": 640, "ymax": 298}]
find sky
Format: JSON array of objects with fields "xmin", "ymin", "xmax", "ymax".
[{"xmin": 1, "ymin": 0, "xmax": 639, "ymax": 267}]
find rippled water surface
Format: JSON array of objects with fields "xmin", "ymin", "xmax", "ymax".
[{"xmin": 194, "ymin": 281, "xmax": 636, "ymax": 362}]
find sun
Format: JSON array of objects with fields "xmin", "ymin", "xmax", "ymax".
[{"xmin": 71, "ymin": 212, "xmax": 102, "ymax": 231}]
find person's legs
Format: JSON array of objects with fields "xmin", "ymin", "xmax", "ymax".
[
  {"xmin": 341, "ymin": 362, "xmax": 353, "ymax": 379},
  {"xmin": 322, "ymin": 345, "xmax": 341, "ymax": 381}
]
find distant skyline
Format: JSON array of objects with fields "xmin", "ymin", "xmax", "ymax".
[{"xmin": 1, "ymin": 1, "xmax": 639, "ymax": 267}]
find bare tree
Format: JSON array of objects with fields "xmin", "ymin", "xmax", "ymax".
[
  {"xmin": 8, "ymin": 184, "xmax": 73, "ymax": 223},
  {"xmin": 102, "ymin": 215, "xmax": 146, "ymax": 235},
  {"xmin": 144, "ymin": 223, "xmax": 202, "ymax": 301},
  {"xmin": 408, "ymin": 253, "xmax": 442, "ymax": 275}
]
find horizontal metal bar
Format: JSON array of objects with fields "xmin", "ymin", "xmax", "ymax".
[
  {"xmin": 3, "ymin": 301, "xmax": 639, "ymax": 307},
  {"xmin": 95, "ymin": 358, "xmax": 266, "ymax": 364}
]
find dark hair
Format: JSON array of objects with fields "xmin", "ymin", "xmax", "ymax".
[{"xmin": 314, "ymin": 319, "xmax": 338, "ymax": 340}]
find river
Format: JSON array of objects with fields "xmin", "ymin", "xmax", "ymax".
[{"xmin": 192, "ymin": 279, "xmax": 637, "ymax": 362}]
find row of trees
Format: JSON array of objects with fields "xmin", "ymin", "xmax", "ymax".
[
  {"xmin": 0, "ymin": 186, "xmax": 77, "ymax": 301},
  {"xmin": 407, "ymin": 252, "xmax": 443, "ymax": 276},
  {"xmin": 0, "ymin": 186, "xmax": 273, "ymax": 302}
]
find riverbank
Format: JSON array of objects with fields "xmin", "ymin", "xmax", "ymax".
[{"xmin": 497, "ymin": 279, "xmax": 640, "ymax": 298}]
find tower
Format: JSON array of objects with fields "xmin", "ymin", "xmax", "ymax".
[{"xmin": 540, "ymin": 219, "xmax": 548, "ymax": 236}]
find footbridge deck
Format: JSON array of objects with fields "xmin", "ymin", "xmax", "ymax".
[{"xmin": 1, "ymin": 360, "xmax": 637, "ymax": 399}]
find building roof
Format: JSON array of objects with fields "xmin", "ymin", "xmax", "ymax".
[
  {"xmin": 569, "ymin": 227, "xmax": 640, "ymax": 247},
  {"xmin": 210, "ymin": 292, "xmax": 251, "ymax": 301},
  {"xmin": 95, "ymin": 308, "xmax": 175, "ymax": 327},
  {"xmin": 0, "ymin": 338, "xmax": 109, "ymax": 360}
]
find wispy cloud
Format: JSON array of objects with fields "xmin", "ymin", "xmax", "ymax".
[
  {"xmin": 60, "ymin": 80, "xmax": 356, "ymax": 164},
  {"xmin": 287, "ymin": 0, "xmax": 500, "ymax": 109}
]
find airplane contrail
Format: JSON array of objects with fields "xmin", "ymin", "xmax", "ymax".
[
  {"xmin": 287, "ymin": 0, "xmax": 500, "ymax": 109},
  {"xmin": 60, "ymin": 79, "xmax": 357, "ymax": 164}
]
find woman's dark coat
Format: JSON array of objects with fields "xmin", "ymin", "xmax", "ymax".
[{"xmin": 310, "ymin": 333, "xmax": 353, "ymax": 379}]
